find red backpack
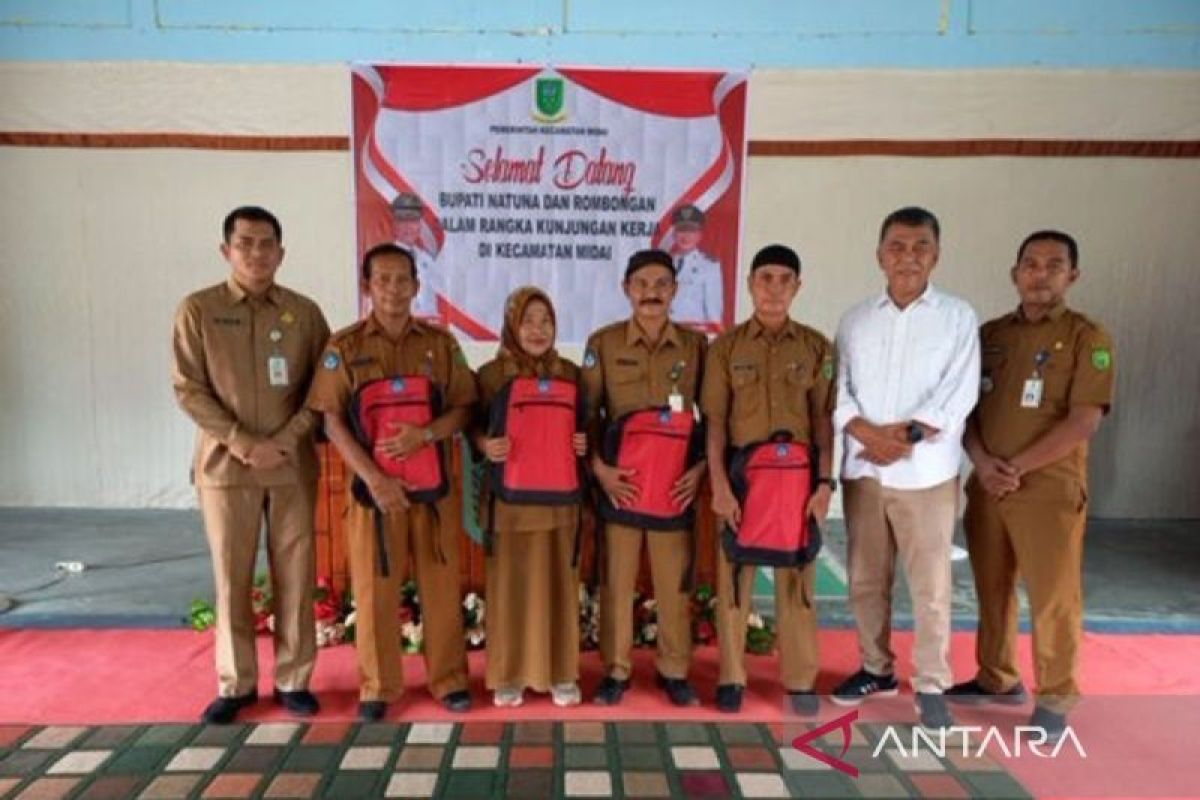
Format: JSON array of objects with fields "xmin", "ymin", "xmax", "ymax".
[
  {"xmin": 722, "ymin": 433, "xmax": 821, "ymax": 604},
  {"xmin": 348, "ymin": 375, "xmax": 447, "ymax": 576},
  {"xmin": 592, "ymin": 407, "xmax": 704, "ymax": 591},
  {"xmin": 484, "ymin": 375, "xmax": 586, "ymax": 562},
  {"xmin": 487, "ymin": 376, "xmax": 584, "ymax": 505},
  {"xmin": 597, "ymin": 407, "xmax": 703, "ymax": 531}
]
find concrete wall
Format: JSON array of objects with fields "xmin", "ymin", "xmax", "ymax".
[
  {"xmin": 1, "ymin": 2, "xmax": 1198, "ymax": 516},
  {"xmin": 1, "ymin": 0, "xmax": 1197, "ymax": 67}
]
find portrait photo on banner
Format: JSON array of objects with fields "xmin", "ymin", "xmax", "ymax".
[{"xmin": 351, "ymin": 63, "xmax": 748, "ymax": 342}]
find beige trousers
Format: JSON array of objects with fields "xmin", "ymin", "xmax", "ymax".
[
  {"xmin": 843, "ymin": 477, "xmax": 958, "ymax": 694},
  {"xmin": 198, "ymin": 483, "xmax": 317, "ymax": 697},
  {"xmin": 716, "ymin": 548, "xmax": 819, "ymax": 691},
  {"xmin": 965, "ymin": 480, "xmax": 1087, "ymax": 712},
  {"xmin": 345, "ymin": 500, "xmax": 468, "ymax": 703},
  {"xmin": 599, "ymin": 524, "xmax": 693, "ymax": 681}
]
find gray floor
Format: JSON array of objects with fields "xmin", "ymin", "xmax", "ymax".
[{"xmin": 1, "ymin": 508, "xmax": 1197, "ymax": 632}]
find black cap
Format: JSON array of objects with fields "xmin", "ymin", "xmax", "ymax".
[
  {"xmin": 390, "ymin": 193, "xmax": 423, "ymax": 220},
  {"xmin": 624, "ymin": 249, "xmax": 676, "ymax": 281},
  {"xmin": 672, "ymin": 204, "xmax": 705, "ymax": 229},
  {"xmin": 750, "ymin": 244, "xmax": 801, "ymax": 275}
]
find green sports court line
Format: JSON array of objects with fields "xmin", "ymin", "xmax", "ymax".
[{"xmin": 753, "ymin": 551, "xmax": 848, "ymax": 601}]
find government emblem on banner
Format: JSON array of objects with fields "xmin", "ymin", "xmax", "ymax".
[{"xmin": 533, "ymin": 76, "xmax": 567, "ymax": 123}]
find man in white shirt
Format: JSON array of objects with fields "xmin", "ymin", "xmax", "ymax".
[
  {"xmin": 669, "ymin": 204, "xmax": 724, "ymax": 330},
  {"xmin": 831, "ymin": 206, "xmax": 980, "ymax": 730},
  {"xmin": 391, "ymin": 193, "xmax": 441, "ymax": 320}
]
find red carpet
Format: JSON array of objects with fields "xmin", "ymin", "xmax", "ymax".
[{"xmin": 1, "ymin": 628, "xmax": 1197, "ymax": 724}]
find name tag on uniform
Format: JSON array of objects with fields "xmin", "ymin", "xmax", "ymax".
[
  {"xmin": 668, "ymin": 392, "xmax": 684, "ymax": 413},
  {"xmin": 1020, "ymin": 378, "xmax": 1043, "ymax": 409},
  {"xmin": 268, "ymin": 356, "xmax": 289, "ymax": 387}
]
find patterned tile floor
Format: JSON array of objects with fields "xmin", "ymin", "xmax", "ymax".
[{"xmin": 0, "ymin": 720, "xmax": 1032, "ymax": 799}]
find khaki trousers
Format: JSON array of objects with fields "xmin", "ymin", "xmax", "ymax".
[
  {"xmin": 599, "ymin": 524, "xmax": 693, "ymax": 681},
  {"xmin": 346, "ymin": 500, "xmax": 468, "ymax": 703},
  {"xmin": 485, "ymin": 526, "xmax": 580, "ymax": 692},
  {"xmin": 198, "ymin": 483, "xmax": 317, "ymax": 697},
  {"xmin": 716, "ymin": 548, "xmax": 819, "ymax": 691},
  {"xmin": 843, "ymin": 477, "xmax": 958, "ymax": 694},
  {"xmin": 964, "ymin": 481, "xmax": 1087, "ymax": 712}
]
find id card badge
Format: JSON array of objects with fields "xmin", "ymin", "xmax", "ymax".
[
  {"xmin": 268, "ymin": 355, "xmax": 289, "ymax": 387},
  {"xmin": 1021, "ymin": 377, "xmax": 1043, "ymax": 408},
  {"xmin": 668, "ymin": 392, "xmax": 684, "ymax": 413}
]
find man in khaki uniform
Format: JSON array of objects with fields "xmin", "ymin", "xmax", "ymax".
[
  {"xmin": 702, "ymin": 244, "xmax": 835, "ymax": 715},
  {"xmin": 307, "ymin": 243, "xmax": 474, "ymax": 721},
  {"xmin": 172, "ymin": 206, "xmax": 330, "ymax": 724},
  {"xmin": 948, "ymin": 230, "xmax": 1115, "ymax": 740},
  {"xmin": 582, "ymin": 249, "xmax": 708, "ymax": 707}
]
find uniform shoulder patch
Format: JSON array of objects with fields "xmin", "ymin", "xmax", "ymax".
[
  {"xmin": 322, "ymin": 351, "xmax": 341, "ymax": 370},
  {"xmin": 1091, "ymin": 347, "xmax": 1112, "ymax": 371}
]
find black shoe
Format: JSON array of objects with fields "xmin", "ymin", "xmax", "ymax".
[
  {"xmin": 1029, "ymin": 705, "xmax": 1068, "ymax": 743},
  {"xmin": 830, "ymin": 669, "xmax": 899, "ymax": 706},
  {"xmin": 200, "ymin": 691, "xmax": 257, "ymax": 725},
  {"xmin": 656, "ymin": 674, "xmax": 699, "ymax": 707},
  {"xmin": 273, "ymin": 689, "xmax": 320, "ymax": 717},
  {"xmin": 592, "ymin": 676, "xmax": 630, "ymax": 706},
  {"xmin": 716, "ymin": 683, "xmax": 744, "ymax": 713},
  {"xmin": 945, "ymin": 679, "xmax": 1028, "ymax": 706},
  {"xmin": 358, "ymin": 700, "xmax": 388, "ymax": 722},
  {"xmin": 441, "ymin": 690, "xmax": 471, "ymax": 713},
  {"xmin": 915, "ymin": 693, "xmax": 956, "ymax": 731},
  {"xmin": 789, "ymin": 690, "xmax": 819, "ymax": 717}
]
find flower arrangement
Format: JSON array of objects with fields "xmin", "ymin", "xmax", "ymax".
[
  {"xmin": 190, "ymin": 575, "xmax": 775, "ymax": 654},
  {"xmin": 632, "ymin": 591, "xmax": 658, "ymax": 647},
  {"xmin": 690, "ymin": 583, "xmax": 718, "ymax": 645},
  {"xmin": 745, "ymin": 608, "xmax": 777, "ymax": 655},
  {"xmin": 399, "ymin": 580, "xmax": 422, "ymax": 654},
  {"xmin": 463, "ymin": 591, "xmax": 486, "ymax": 650},
  {"xmin": 578, "ymin": 583, "xmax": 600, "ymax": 650},
  {"xmin": 251, "ymin": 572, "xmax": 273, "ymax": 633},
  {"xmin": 190, "ymin": 573, "xmax": 351, "ymax": 648}
]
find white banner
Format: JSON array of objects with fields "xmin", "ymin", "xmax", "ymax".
[{"xmin": 352, "ymin": 64, "xmax": 749, "ymax": 342}]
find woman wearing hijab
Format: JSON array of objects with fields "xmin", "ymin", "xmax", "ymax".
[{"xmin": 473, "ymin": 286, "xmax": 587, "ymax": 707}]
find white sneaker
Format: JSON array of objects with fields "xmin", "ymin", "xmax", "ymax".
[
  {"xmin": 493, "ymin": 687, "xmax": 524, "ymax": 708},
  {"xmin": 551, "ymin": 682, "xmax": 582, "ymax": 707}
]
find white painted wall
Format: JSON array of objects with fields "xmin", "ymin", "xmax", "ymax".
[{"xmin": 1, "ymin": 64, "xmax": 1197, "ymax": 515}]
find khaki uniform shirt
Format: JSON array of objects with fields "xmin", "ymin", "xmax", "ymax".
[
  {"xmin": 305, "ymin": 314, "xmax": 476, "ymax": 492},
  {"xmin": 974, "ymin": 303, "xmax": 1115, "ymax": 494},
  {"xmin": 580, "ymin": 319, "xmax": 707, "ymax": 450},
  {"xmin": 172, "ymin": 279, "xmax": 329, "ymax": 488},
  {"xmin": 701, "ymin": 317, "xmax": 835, "ymax": 449},
  {"xmin": 476, "ymin": 357, "xmax": 581, "ymax": 532}
]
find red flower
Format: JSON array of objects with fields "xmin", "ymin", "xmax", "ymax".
[{"xmin": 314, "ymin": 597, "xmax": 340, "ymax": 623}]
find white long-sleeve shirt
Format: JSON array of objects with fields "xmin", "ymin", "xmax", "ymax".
[
  {"xmin": 834, "ymin": 284, "xmax": 980, "ymax": 489},
  {"xmin": 671, "ymin": 249, "xmax": 723, "ymax": 325}
]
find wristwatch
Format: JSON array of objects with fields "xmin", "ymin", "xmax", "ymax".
[
  {"xmin": 905, "ymin": 422, "xmax": 925, "ymax": 444},
  {"xmin": 815, "ymin": 477, "xmax": 838, "ymax": 493}
]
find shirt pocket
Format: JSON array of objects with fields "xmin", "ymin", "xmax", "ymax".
[
  {"xmin": 348, "ymin": 356, "xmax": 385, "ymax": 387},
  {"xmin": 730, "ymin": 365, "xmax": 764, "ymax": 418},
  {"xmin": 1039, "ymin": 355, "xmax": 1072, "ymax": 412},
  {"xmin": 610, "ymin": 361, "xmax": 648, "ymax": 409},
  {"xmin": 784, "ymin": 365, "xmax": 814, "ymax": 415}
]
